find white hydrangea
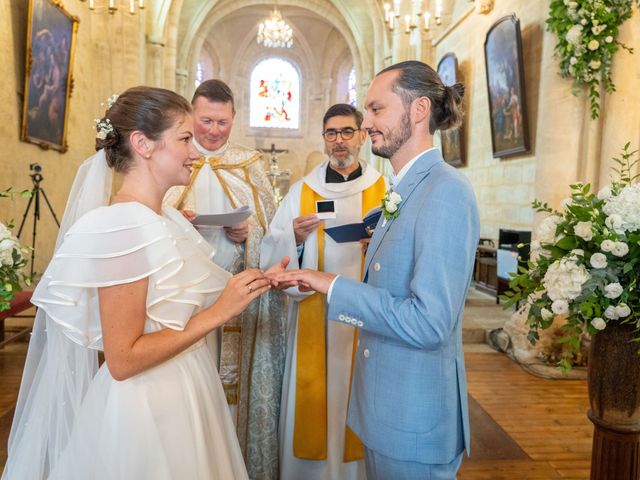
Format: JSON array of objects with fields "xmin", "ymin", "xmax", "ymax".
[
  {"xmin": 543, "ymin": 258, "xmax": 590, "ymax": 301},
  {"xmin": 603, "ymin": 184, "xmax": 640, "ymax": 232},
  {"xmin": 565, "ymin": 24, "xmax": 584, "ymax": 45},
  {"xmin": 536, "ymin": 215, "xmax": 563, "ymax": 245}
]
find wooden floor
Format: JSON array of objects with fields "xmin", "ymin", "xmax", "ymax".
[{"xmin": 0, "ymin": 343, "xmax": 592, "ymax": 478}]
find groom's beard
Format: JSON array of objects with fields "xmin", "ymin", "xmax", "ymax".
[{"xmin": 371, "ymin": 113, "xmax": 412, "ymax": 159}]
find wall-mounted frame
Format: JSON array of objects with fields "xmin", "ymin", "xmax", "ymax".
[
  {"xmin": 437, "ymin": 53, "xmax": 465, "ymax": 168},
  {"xmin": 21, "ymin": 0, "xmax": 79, "ymax": 153},
  {"xmin": 484, "ymin": 14, "xmax": 530, "ymax": 158}
]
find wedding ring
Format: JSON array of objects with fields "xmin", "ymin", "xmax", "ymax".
[{"xmin": 247, "ymin": 284, "xmax": 254, "ymax": 293}]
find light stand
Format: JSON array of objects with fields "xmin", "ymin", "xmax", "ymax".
[{"xmin": 17, "ymin": 163, "xmax": 60, "ymax": 277}]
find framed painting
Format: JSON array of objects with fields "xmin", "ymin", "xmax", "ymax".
[
  {"xmin": 437, "ymin": 53, "xmax": 464, "ymax": 167},
  {"xmin": 484, "ymin": 14, "xmax": 530, "ymax": 158},
  {"xmin": 21, "ymin": 0, "xmax": 79, "ymax": 153}
]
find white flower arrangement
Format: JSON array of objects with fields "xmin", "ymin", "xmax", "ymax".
[
  {"xmin": 503, "ymin": 143, "xmax": 640, "ymax": 371},
  {"xmin": 94, "ymin": 118, "xmax": 114, "ymax": 141},
  {"xmin": 547, "ymin": 0, "xmax": 638, "ymax": 119},
  {"xmin": 381, "ymin": 189, "xmax": 402, "ymax": 221},
  {"xmin": 101, "ymin": 93, "xmax": 119, "ymax": 109},
  {"xmin": 0, "ymin": 190, "xmax": 30, "ymax": 311}
]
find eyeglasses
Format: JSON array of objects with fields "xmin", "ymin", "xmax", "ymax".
[{"xmin": 322, "ymin": 128, "xmax": 359, "ymax": 142}]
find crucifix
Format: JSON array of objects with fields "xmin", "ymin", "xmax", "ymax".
[{"xmin": 258, "ymin": 143, "xmax": 291, "ymax": 205}]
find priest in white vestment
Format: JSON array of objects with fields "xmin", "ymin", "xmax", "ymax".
[
  {"xmin": 260, "ymin": 104, "xmax": 387, "ymax": 480},
  {"xmin": 164, "ymin": 80, "xmax": 286, "ymax": 480}
]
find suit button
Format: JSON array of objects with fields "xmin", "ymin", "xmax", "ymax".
[
  {"xmin": 373, "ymin": 262, "xmax": 381, "ymax": 271},
  {"xmin": 339, "ymin": 314, "xmax": 346, "ymax": 321},
  {"xmin": 357, "ymin": 321, "xmax": 363, "ymax": 327},
  {"xmin": 363, "ymin": 349, "xmax": 370, "ymax": 358}
]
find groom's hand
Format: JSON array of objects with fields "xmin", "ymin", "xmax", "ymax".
[
  {"xmin": 264, "ymin": 257, "xmax": 298, "ymax": 289},
  {"xmin": 275, "ymin": 269, "xmax": 336, "ymax": 295}
]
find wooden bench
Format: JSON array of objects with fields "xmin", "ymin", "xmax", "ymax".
[{"xmin": 0, "ymin": 290, "xmax": 34, "ymax": 347}]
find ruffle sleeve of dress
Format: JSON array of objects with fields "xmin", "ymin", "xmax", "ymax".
[{"xmin": 31, "ymin": 202, "xmax": 231, "ymax": 351}]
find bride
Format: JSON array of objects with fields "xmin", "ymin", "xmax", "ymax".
[{"xmin": 2, "ymin": 86, "xmax": 283, "ymax": 479}]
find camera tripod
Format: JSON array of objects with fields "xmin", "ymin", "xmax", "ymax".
[{"xmin": 17, "ymin": 165, "xmax": 60, "ymax": 278}]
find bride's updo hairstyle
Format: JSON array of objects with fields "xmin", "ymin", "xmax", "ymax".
[
  {"xmin": 377, "ymin": 60, "xmax": 465, "ymax": 134},
  {"xmin": 95, "ymin": 86, "xmax": 192, "ymax": 173}
]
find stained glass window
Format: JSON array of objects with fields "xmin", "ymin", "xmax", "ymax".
[
  {"xmin": 348, "ymin": 67, "xmax": 356, "ymax": 107},
  {"xmin": 250, "ymin": 58, "xmax": 300, "ymax": 129},
  {"xmin": 194, "ymin": 62, "xmax": 204, "ymax": 89}
]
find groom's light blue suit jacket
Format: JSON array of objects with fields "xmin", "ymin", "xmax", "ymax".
[{"xmin": 327, "ymin": 149, "xmax": 479, "ymax": 464}]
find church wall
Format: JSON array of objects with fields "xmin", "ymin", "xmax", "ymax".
[
  {"xmin": 430, "ymin": 0, "xmax": 640, "ymax": 242},
  {"xmin": 0, "ymin": 1, "xmax": 145, "ymax": 275}
]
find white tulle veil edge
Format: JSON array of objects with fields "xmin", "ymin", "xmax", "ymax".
[{"xmin": 2, "ymin": 150, "xmax": 112, "ymax": 479}]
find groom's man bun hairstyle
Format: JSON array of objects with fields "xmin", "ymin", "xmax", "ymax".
[
  {"xmin": 96, "ymin": 86, "xmax": 192, "ymax": 173},
  {"xmin": 378, "ymin": 60, "xmax": 465, "ymax": 135},
  {"xmin": 192, "ymin": 79, "xmax": 236, "ymax": 114},
  {"xmin": 323, "ymin": 103, "xmax": 364, "ymax": 129}
]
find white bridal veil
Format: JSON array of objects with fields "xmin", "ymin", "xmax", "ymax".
[{"xmin": 2, "ymin": 150, "xmax": 112, "ymax": 479}]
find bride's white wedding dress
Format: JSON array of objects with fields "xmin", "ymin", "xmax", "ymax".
[{"xmin": 2, "ymin": 202, "xmax": 248, "ymax": 479}]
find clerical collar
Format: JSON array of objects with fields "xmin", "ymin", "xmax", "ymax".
[
  {"xmin": 325, "ymin": 163, "xmax": 363, "ymax": 183},
  {"xmin": 193, "ymin": 138, "xmax": 229, "ymax": 157}
]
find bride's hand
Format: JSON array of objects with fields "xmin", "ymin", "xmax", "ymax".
[
  {"xmin": 211, "ymin": 269, "xmax": 271, "ymax": 322},
  {"xmin": 274, "ymin": 269, "xmax": 336, "ymax": 295}
]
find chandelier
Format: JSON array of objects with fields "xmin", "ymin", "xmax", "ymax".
[
  {"xmin": 383, "ymin": 0, "xmax": 443, "ymax": 33},
  {"xmin": 257, "ymin": 9, "xmax": 293, "ymax": 48},
  {"xmin": 79, "ymin": 0, "xmax": 145, "ymax": 15}
]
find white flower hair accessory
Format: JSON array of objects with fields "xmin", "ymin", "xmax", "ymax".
[
  {"xmin": 101, "ymin": 94, "xmax": 119, "ymax": 109},
  {"xmin": 94, "ymin": 118, "xmax": 114, "ymax": 141}
]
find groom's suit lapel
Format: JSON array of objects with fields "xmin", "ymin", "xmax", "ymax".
[{"xmin": 363, "ymin": 150, "xmax": 443, "ymax": 278}]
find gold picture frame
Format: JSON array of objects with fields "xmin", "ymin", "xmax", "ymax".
[{"xmin": 21, "ymin": 0, "xmax": 79, "ymax": 153}]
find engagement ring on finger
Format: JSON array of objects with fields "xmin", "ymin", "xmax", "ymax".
[{"xmin": 247, "ymin": 284, "xmax": 253, "ymax": 293}]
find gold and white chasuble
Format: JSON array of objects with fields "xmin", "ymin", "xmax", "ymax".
[
  {"xmin": 260, "ymin": 161, "xmax": 387, "ymax": 480},
  {"xmin": 165, "ymin": 141, "xmax": 287, "ymax": 480}
]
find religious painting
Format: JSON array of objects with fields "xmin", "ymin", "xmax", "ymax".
[
  {"xmin": 249, "ymin": 57, "xmax": 300, "ymax": 129},
  {"xmin": 484, "ymin": 14, "xmax": 530, "ymax": 158},
  {"xmin": 21, "ymin": 0, "xmax": 79, "ymax": 152},
  {"xmin": 437, "ymin": 53, "xmax": 464, "ymax": 167}
]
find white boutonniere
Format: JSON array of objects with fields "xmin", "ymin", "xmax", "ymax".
[{"xmin": 381, "ymin": 189, "xmax": 402, "ymax": 223}]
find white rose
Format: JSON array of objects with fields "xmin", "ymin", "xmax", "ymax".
[
  {"xmin": 551, "ymin": 299, "xmax": 570, "ymax": 315},
  {"xmin": 385, "ymin": 201, "xmax": 397, "ymax": 213},
  {"xmin": 589, "ymin": 60, "xmax": 601, "ymax": 70},
  {"xmin": 536, "ymin": 215, "xmax": 563, "ymax": 244},
  {"xmin": 570, "ymin": 57, "xmax": 578, "ymax": 65},
  {"xmin": 605, "ymin": 36, "xmax": 613, "ymax": 43},
  {"xmin": 604, "ymin": 282, "xmax": 623, "ymax": 299},
  {"xmin": 588, "ymin": 39, "xmax": 600, "ymax": 51},
  {"xmin": 611, "ymin": 242, "xmax": 629, "ymax": 257},
  {"xmin": 605, "ymin": 214, "xmax": 624, "ymax": 232},
  {"xmin": 388, "ymin": 191, "xmax": 402, "ymax": 204},
  {"xmin": 591, "ymin": 317, "xmax": 607, "ymax": 330},
  {"xmin": 574, "ymin": 221, "xmax": 593, "ymax": 241},
  {"xmin": 600, "ymin": 239, "xmax": 615, "ymax": 252},
  {"xmin": 0, "ymin": 239, "xmax": 18, "ymax": 266},
  {"xmin": 541, "ymin": 308, "xmax": 554, "ymax": 321},
  {"xmin": 604, "ymin": 305, "xmax": 619, "ymax": 320},
  {"xmin": 616, "ymin": 303, "xmax": 631, "ymax": 318},
  {"xmin": 570, "ymin": 249, "xmax": 584, "ymax": 257},
  {"xmin": 597, "ymin": 186, "xmax": 612, "ymax": 200},
  {"xmin": 581, "ymin": 18, "xmax": 588, "ymax": 25},
  {"xmin": 590, "ymin": 252, "xmax": 608, "ymax": 269}
]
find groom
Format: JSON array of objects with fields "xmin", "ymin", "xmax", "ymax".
[{"xmin": 278, "ymin": 60, "xmax": 479, "ymax": 478}]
